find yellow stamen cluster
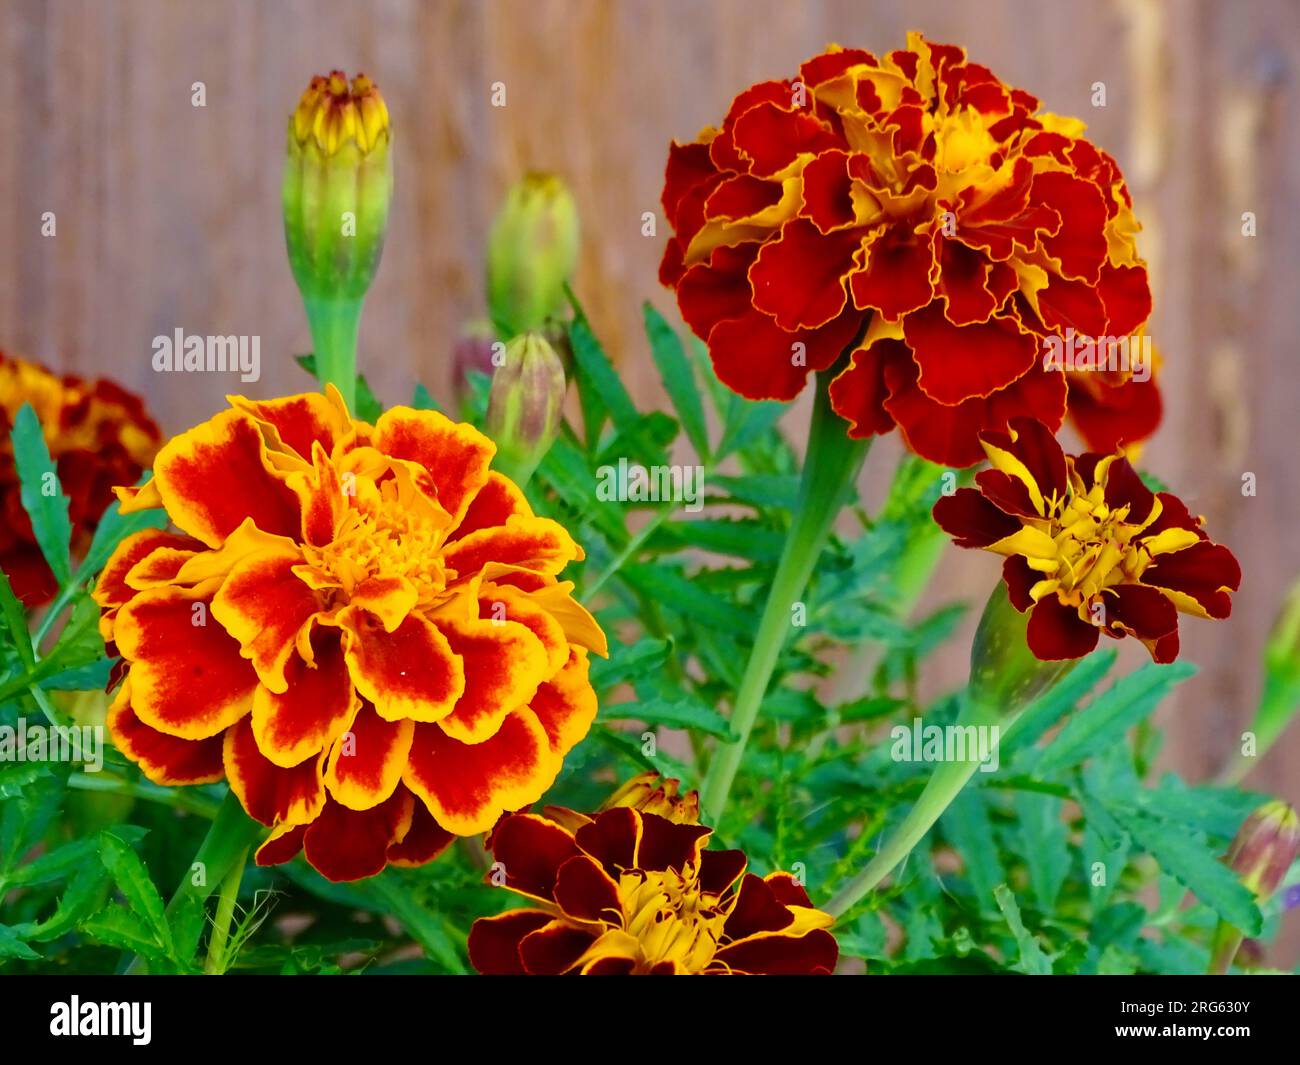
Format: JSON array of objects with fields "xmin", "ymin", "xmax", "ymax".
[{"xmin": 617, "ymin": 866, "xmax": 730, "ymax": 974}]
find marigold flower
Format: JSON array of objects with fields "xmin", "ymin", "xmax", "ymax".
[
  {"xmin": 468, "ymin": 806, "xmax": 837, "ymax": 974},
  {"xmin": 933, "ymin": 418, "xmax": 1240, "ymax": 661},
  {"xmin": 0, "ymin": 352, "xmax": 160, "ymax": 605},
  {"xmin": 94, "ymin": 388, "xmax": 606, "ymax": 881},
  {"xmin": 659, "ymin": 33, "xmax": 1158, "ymax": 466}
]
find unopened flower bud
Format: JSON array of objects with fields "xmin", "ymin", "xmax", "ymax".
[
  {"xmin": 1226, "ymin": 800, "xmax": 1300, "ymax": 901},
  {"xmin": 601, "ymin": 772, "xmax": 701, "ymax": 824},
  {"xmin": 486, "ymin": 333, "xmax": 566, "ymax": 486},
  {"xmin": 282, "ymin": 71, "xmax": 392, "ymax": 412},
  {"xmin": 487, "ymin": 173, "xmax": 579, "ymax": 338},
  {"xmin": 283, "ymin": 71, "xmax": 392, "ymax": 304}
]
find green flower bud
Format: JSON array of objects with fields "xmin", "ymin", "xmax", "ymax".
[
  {"xmin": 487, "ymin": 173, "xmax": 579, "ymax": 338},
  {"xmin": 283, "ymin": 71, "xmax": 392, "ymax": 304},
  {"xmin": 486, "ymin": 332, "xmax": 566, "ymax": 486}
]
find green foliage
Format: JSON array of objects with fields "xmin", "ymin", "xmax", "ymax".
[{"xmin": 0, "ymin": 294, "xmax": 1286, "ymax": 978}]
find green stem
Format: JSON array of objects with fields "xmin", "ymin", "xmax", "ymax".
[
  {"xmin": 203, "ymin": 846, "xmax": 249, "ymax": 974},
  {"xmin": 305, "ymin": 296, "xmax": 362, "ymax": 412},
  {"xmin": 1207, "ymin": 920, "xmax": 1244, "ymax": 975},
  {"xmin": 124, "ymin": 789, "xmax": 263, "ymax": 973},
  {"xmin": 824, "ymin": 589, "xmax": 1077, "ymax": 920},
  {"xmin": 700, "ymin": 368, "xmax": 869, "ymax": 825},
  {"xmin": 825, "ymin": 694, "xmax": 1024, "ymax": 919}
]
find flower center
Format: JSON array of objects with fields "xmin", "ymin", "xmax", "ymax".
[
  {"xmin": 1047, "ymin": 484, "xmax": 1149, "ymax": 604},
  {"xmin": 301, "ymin": 481, "xmax": 451, "ymax": 607},
  {"xmin": 618, "ymin": 866, "xmax": 730, "ymax": 974}
]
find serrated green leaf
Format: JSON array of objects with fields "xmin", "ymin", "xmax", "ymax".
[
  {"xmin": 601, "ymin": 696, "xmax": 734, "ymax": 739},
  {"xmin": 100, "ymin": 832, "xmax": 171, "ymax": 953},
  {"xmin": 40, "ymin": 657, "xmax": 113, "ymax": 691},
  {"xmin": 80, "ymin": 906, "xmax": 164, "ymax": 957},
  {"xmin": 649, "ymin": 519, "xmax": 785, "ymax": 563},
  {"xmin": 716, "ymin": 395, "xmax": 786, "ymax": 461},
  {"xmin": 708, "ymin": 473, "xmax": 800, "ymax": 512},
  {"xmin": 644, "ymin": 303, "xmax": 710, "ymax": 462},
  {"xmin": 944, "ymin": 790, "xmax": 1004, "ymax": 905},
  {"xmin": 24, "ymin": 862, "xmax": 111, "ymax": 943},
  {"xmin": 1034, "ymin": 661, "xmax": 1195, "ymax": 776},
  {"xmin": 1015, "ymin": 792, "xmax": 1069, "ymax": 911},
  {"xmin": 1107, "ymin": 805, "xmax": 1262, "ymax": 935},
  {"xmin": 0, "ymin": 923, "xmax": 40, "ymax": 960},
  {"xmin": 569, "ymin": 317, "xmax": 639, "ymax": 443},
  {"xmin": 621, "ymin": 564, "xmax": 753, "ymax": 632},
  {"xmin": 12, "ymin": 404, "xmax": 72, "ymax": 587},
  {"xmin": 411, "ymin": 382, "xmax": 439, "ymax": 411},
  {"xmin": 590, "ymin": 638, "xmax": 669, "ymax": 691},
  {"xmin": 993, "ymin": 883, "xmax": 1052, "ymax": 975}
]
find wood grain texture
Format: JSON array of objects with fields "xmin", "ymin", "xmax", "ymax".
[{"xmin": 1, "ymin": 0, "xmax": 1298, "ymax": 945}]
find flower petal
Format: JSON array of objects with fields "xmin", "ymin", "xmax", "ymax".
[
  {"xmin": 115, "ymin": 587, "xmax": 257, "ymax": 739},
  {"xmin": 405, "ymin": 708, "xmax": 558, "ymax": 835},
  {"xmin": 1026, "ymin": 595, "xmax": 1100, "ymax": 660},
  {"xmin": 152, "ymin": 408, "xmax": 301, "ymax": 546},
  {"xmin": 210, "ymin": 546, "xmax": 317, "ymax": 693},
  {"xmin": 251, "ymin": 626, "xmax": 357, "ymax": 768},
  {"xmin": 301, "ymin": 790, "xmax": 414, "ymax": 882},
  {"xmin": 325, "ymin": 702, "xmax": 414, "ymax": 810},
  {"xmin": 107, "ymin": 681, "xmax": 224, "ymax": 785},
  {"xmin": 374, "ymin": 408, "xmax": 495, "ymax": 526},
  {"xmin": 468, "ymin": 910, "xmax": 553, "ymax": 975},
  {"xmin": 340, "ymin": 606, "xmax": 465, "ymax": 723},
  {"xmin": 224, "ymin": 716, "xmax": 326, "ymax": 827},
  {"xmin": 434, "ymin": 610, "xmax": 551, "ymax": 744}
]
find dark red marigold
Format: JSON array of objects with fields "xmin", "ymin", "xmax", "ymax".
[
  {"xmin": 932, "ymin": 418, "xmax": 1240, "ymax": 661},
  {"xmin": 468, "ymin": 805, "xmax": 838, "ymax": 975},
  {"xmin": 659, "ymin": 33, "xmax": 1160, "ymax": 466},
  {"xmin": 0, "ymin": 352, "xmax": 161, "ymax": 604}
]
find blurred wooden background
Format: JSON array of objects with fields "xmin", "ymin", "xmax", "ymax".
[{"xmin": 1, "ymin": 0, "xmax": 1298, "ymax": 950}]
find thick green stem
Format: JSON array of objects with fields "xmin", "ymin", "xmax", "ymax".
[
  {"xmin": 124, "ymin": 789, "xmax": 263, "ymax": 973},
  {"xmin": 825, "ymin": 694, "xmax": 1023, "ymax": 919},
  {"xmin": 700, "ymin": 369, "xmax": 869, "ymax": 825},
  {"xmin": 305, "ymin": 296, "xmax": 362, "ymax": 412},
  {"xmin": 1207, "ymin": 920, "xmax": 1244, "ymax": 975},
  {"xmin": 203, "ymin": 846, "xmax": 249, "ymax": 975},
  {"xmin": 825, "ymin": 587, "xmax": 1078, "ymax": 921}
]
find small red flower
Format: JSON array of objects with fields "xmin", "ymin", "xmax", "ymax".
[
  {"xmin": 933, "ymin": 418, "xmax": 1240, "ymax": 661},
  {"xmin": 0, "ymin": 352, "xmax": 161, "ymax": 605},
  {"xmin": 660, "ymin": 34, "xmax": 1159, "ymax": 466},
  {"xmin": 469, "ymin": 803, "xmax": 838, "ymax": 975}
]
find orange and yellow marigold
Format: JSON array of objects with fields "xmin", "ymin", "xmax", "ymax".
[
  {"xmin": 1, "ymin": 352, "xmax": 161, "ymax": 605},
  {"xmin": 660, "ymin": 33, "xmax": 1160, "ymax": 466},
  {"xmin": 95, "ymin": 388, "xmax": 606, "ymax": 881}
]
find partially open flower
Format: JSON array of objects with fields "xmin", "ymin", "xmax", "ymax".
[
  {"xmin": 933, "ymin": 418, "xmax": 1240, "ymax": 661},
  {"xmin": 1, "ymin": 352, "xmax": 161, "ymax": 605},
  {"xmin": 95, "ymin": 389, "xmax": 606, "ymax": 881},
  {"xmin": 660, "ymin": 33, "xmax": 1157, "ymax": 466},
  {"xmin": 468, "ymin": 806, "xmax": 837, "ymax": 974},
  {"xmin": 598, "ymin": 771, "xmax": 700, "ymax": 824},
  {"xmin": 283, "ymin": 71, "xmax": 392, "ymax": 304}
]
